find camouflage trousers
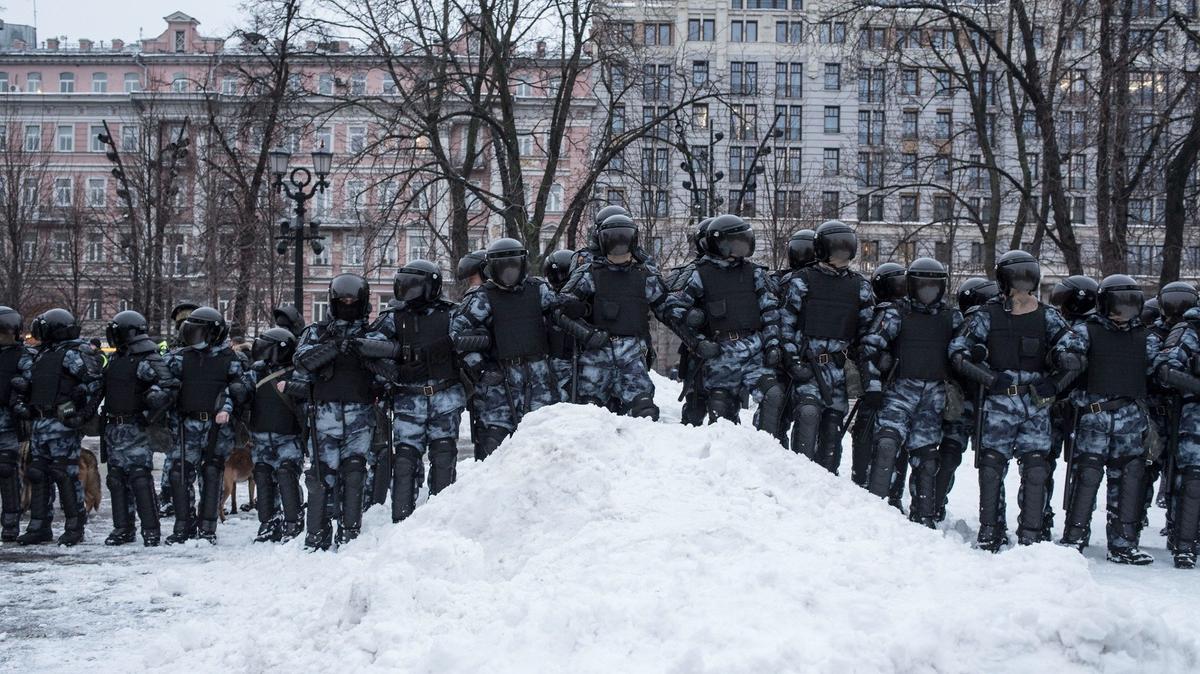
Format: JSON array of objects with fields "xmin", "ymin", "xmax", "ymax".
[
  {"xmin": 478, "ymin": 359, "xmax": 561, "ymax": 432},
  {"xmin": 311, "ymin": 402, "xmax": 375, "ymax": 491},
  {"xmin": 791, "ymin": 361, "xmax": 850, "ymax": 413},
  {"xmin": 250, "ymin": 431, "xmax": 304, "ymax": 469},
  {"xmin": 104, "ymin": 421, "xmax": 155, "ymax": 471},
  {"xmin": 874, "ymin": 379, "xmax": 947, "ymax": 451},
  {"xmin": 1176, "ymin": 401, "xmax": 1200, "ymax": 469},
  {"xmin": 978, "ymin": 373, "xmax": 1052, "ymax": 459},
  {"xmin": 702, "ymin": 332, "xmax": 773, "ymax": 401},
  {"xmin": 941, "ymin": 397, "xmax": 974, "ymax": 451},
  {"xmin": 173, "ymin": 417, "xmax": 236, "ymax": 465},
  {"xmin": 1075, "ymin": 403, "xmax": 1149, "ymax": 461},
  {"xmin": 576, "ymin": 336, "xmax": 653, "ymax": 410},
  {"xmin": 552, "ymin": 358, "xmax": 574, "ymax": 402},
  {"xmin": 391, "ymin": 382, "xmax": 466, "ymax": 450},
  {"xmin": 29, "ymin": 419, "xmax": 85, "ymax": 514}
]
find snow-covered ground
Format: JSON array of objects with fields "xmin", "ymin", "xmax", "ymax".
[{"xmin": 2, "ymin": 374, "xmax": 1198, "ymax": 672}]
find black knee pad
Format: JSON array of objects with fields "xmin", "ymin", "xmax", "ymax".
[
  {"xmin": 938, "ymin": 438, "xmax": 964, "ymax": 456},
  {"xmin": 127, "ymin": 465, "xmax": 152, "ymax": 483},
  {"xmin": 48, "ymin": 457, "xmax": 73, "ymax": 481},
  {"xmin": 867, "ymin": 429, "xmax": 902, "ymax": 497},
  {"xmin": 106, "ymin": 466, "xmax": 128, "ymax": 493},
  {"xmin": 754, "ymin": 377, "xmax": 786, "ymax": 432},
  {"xmin": 0, "ymin": 450, "xmax": 17, "ymax": 478},
  {"xmin": 394, "ymin": 445, "xmax": 422, "ymax": 476},
  {"xmin": 276, "ymin": 460, "xmax": 300, "ymax": 481},
  {"xmin": 253, "ymin": 461, "xmax": 274, "ymax": 483},
  {"xmin": 342, "ymin": 455, "xmax": 368, "ymax": 480},
  {"xmin": 581, "ymin": 396, "xmax": 607, "ymax": 408},
  {"xmin": 628, "ymin": 393, "xmax": 660, "ymax": 421},
  {"xmin": 1183, "ymin": 466, "xmax": 1200, "ymax": 498},
  {"xmin": 707, "ymin": 389, "xmax": 738, "ymax": 421},
  {"xmin": 1018, "ymin": 454, "xmax": 1050, "ymax": 485}
]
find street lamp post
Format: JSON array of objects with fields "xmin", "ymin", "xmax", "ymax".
[
  {"xmin": 675, "ymin": 120, "xmax": 724, "ymax": 221},
  {"xmin": 269, "ymin": 148, "xmax": 332, "ymax": 310}
]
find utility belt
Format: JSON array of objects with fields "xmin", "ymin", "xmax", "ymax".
[
  {"xmin": 393, "ymin": 380, "xmax": 459, "ymax": 397},
  {"xmin": 105, "ymin": 412, "xmax": 143, "ymax": 425},
  {"xmin": 1077, "ymin": 397, "xmax": 1139, "ymax": 417},
  {"xmin": 807, "ymin": 349, "xmax": 848, "ymax": 368},
  {"xmin": 498, "ymin": 354, "xmax": 546, "ymax": 367},
  {"xmin": 987, "ymin": 383, "xmax": 1033, "ymax": 398},
  {"xmin": 710, "ymin": 329, "xmax": 758, "ymax": 343},
  {"xmin": 181, "ymin": 410, "xmax": 219, "ymax": 421}
]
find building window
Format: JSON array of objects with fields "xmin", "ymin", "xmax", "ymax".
[
  {"xmin": 775, "ymin": 62, "xmax": 802, "ymax": 98},
  {"xmin": 172, "ymin": 73, "xmax": 188, "ymax": 93},
  {"xmin": 902, "ymin": 110, "xmax": 919, "ymax": 139},
  {"xmin": 821, "ymin": 191, "xmax": 840, "ymax": 219},
  {"xmin": 933, "ymin": 69, "xmax": 951, "ymax": 95},
  {"xmin": 642, "ymin": 64, "xmax": 671, "ymax": 100},
  {"xmin": 175, "ymin": 30, "xmax": 186, "ymax": 53},
  {"xmin": 692, "ymin": 103, "xmax": 709, "ymax": 130},
  {"xmin": 54, "ymin": 177, "xmax": 73, "ymax": 207},
  {"xmin": 935, "ymin": 110, "xmax": 952, "ymax": 138},
  {"xmin": 693, "ymin": 60, "xmax": 709, "ymax": 86},
  {"xmin": 86, "ymin": 232, "xmax": 105, "ymax": 263},
  {"xmin": 774, "ymin": 105, "xmax": 802, "ymax": 141},
  {"xmin": 933, "ymin": 195, "xmax": 952, "ymax": 221},
  {"xmin": 91, "ymin": 73, "xmax": 107, "ymax": 93},
  {"xmin": 121, "ymin": 126, "xmax": 138, "ymax": 152},
  {"xmin": 730, "ymin": 103, "xmax": 758, "ymax": 140},
  {"xmin": 124, "ymin": 73, "xmax": 140, "ymax": 93},
  {"xmin": 0, "ymin": 72, "xmax": 8, "ymax": 92},
  {"xmin": 312, "ymin": 300, "xmax": 329, "ymax": 321},
  {"xmin": 547, "ymin": 184, "xmax": 564, "ymax": 212},
  {"xmin": 26, "ymin": 72, "xmax": 42, "ymax": 93},
  {"xmin": 344, "ymin": 234, "xmax": 364, "ymax": 266},
  {"xmin": 861, "ymin": 239, "xmax": 881, "ymax": 263},
  {"xmin": 775, "ymin": 21, "xmax": 803, "ymax": 43},
  {"xmin": 900, "ymin": 194, "xmax": 919, "ymax": 221},
  {"xmin": 901, "ymin": 153, "xmax": 917, "ymax": 180},
  {"xmin": 407, "ymin": 232, "xmax": 430, "ymax": 260},
  {"xmin": 823, "ymin": 148, "xmax": 839, "ymax": 176},
  {"xmin": 59, "ymin": 72, "xmax": 75, "ymax": 93},
  {"xmin": 900, "ymin": 68, "xmax": 919, "ymax": 95},
  {"xmin": 858, "ymin": 111, "xmax": 885, "ymax": 146},
  {"xmin": 348, "ymin": 126, "xmax": 367, "ymax": 153},
  {"xmin": 316, "ymin": 126, "xmax": 334, "ymax": 153},
  {"xmin": 87, "ymin": 177, "xmax": 106, "ymax": 207},
  {"xmin": 824, "ymin": 63, "xmax": 841, "ymax": 90},
  {"xmin": 818, "ymin": 21, "xmax": 847, "ymax": 44},
  {"xmin": 318, "ymin": 73, "xmax": 334, "ymax": 96},
  {"xmin": 858, "ymin": 67, "xmax": 885, "ymax": 103},
  {"xmin": 730, "ymin": 62, "xmax": 758, "ymax": 95},
  {"xmin": 56, "ymin": 125, "xmax": 74, "ymax": 153},
  {"xmin": 221, "ymin": 76, "xmax": 238, "ymax": 95},
  {"xmin": 688, "ymin": 18, "xmax": 715, "ymax": 41},
  {"xmin": 731, "ymin": 20, "xmax": 758, "ymax": 43},
  {"xmin": 644, "ymin": 22, "xmax": 672, "ymax": 45},
  {"xmin": 775, "ymin": 147, "xmax": 802, "ymax": 183},
  {"xmin": 1071, "ymin": 196, "xmax": 1086, "ymax": 224},
  {"xmin": 24, "ymin": 125, "xmax": 41, "ymax": 152},
  {"xmin": 824, "ymin": 106, "xmax": 841, "ymax": 134},
  {"xmin": 350, "ymin": 72, "xmax": 367, "ymax": 95}
]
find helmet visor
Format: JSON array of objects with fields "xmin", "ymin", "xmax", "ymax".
[
  {"xmin": 718, "ymin": 227, "xmax": 755, "ymax": 259},
  {"xmin": 252, "ymin": 338, "xmax": 277, "ymax": 363},
  {"xmin": 909, "ymin": 277, "xmax": 946, "ymax": 306},
  {"xmin": 393, "ymin": 271, "xmax": 428, "ymax": 303},
  {"xmin": 490, "ymin": 255, "xmax": 526, "ymax": 288},
  {"xmin": 1160, "ymin": 289, "xmax": 1198, "ymax": 320},
  {"xmin": 788, "ymin": 240, "xmax": 814, "ymax": 270},
  {"xmin": 825, "ymin": 233, "xmax": 857, "ymax": 264},
  {"xmin": 599, "ymin": 226, "xmax": 636, "ymax": 257},
  {"xmin": 1107, "ymin": 290, "xmax": 1144, "ymax": 323},
  {"xmin": 180, "ymin": 320, "xmax": 210, "ymax": 347}
]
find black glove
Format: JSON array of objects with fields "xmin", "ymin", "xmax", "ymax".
[
  {"xmin": 987, "ymin": 372, "xmax": 1014, "ymax": 395},
  {"xmin": 560, "ymin": 297, "xmax": 588, "ymax": 320},
  {"xmin": 583, "ymin": 330, "xmax": 610, "ymax": 350},
  {"xmin": 969, "ymin": 344, "xmax": 990, "ymax": 363},
  {"xmin": 297, "ymin": 342, "xmax": 338, "ymax": 373},
  {"xmin": 858, "ymin": 390, "xmax": 884, "ymax": 410},
  {"xmin": 478, "ymin": 368, "xmax": 505, "ymax": 386},
  {"xmin": 1033, "ymin": 377, "xmax": 1057, "ymax": 399},
  {"xmin": 11, "ymin": 402, "xmax": 30, "ymax": 420},
  {"xmin": 788, "ymin": 359, "xmax": 814, "ymax": 382},
  {"xmin": 693, "ymin": 340, "xmax": 720, "ymax": 360},
  {"xmin": 685, "ymin": 308, "xmax": 706, "ymax": 328},
  {"xmin": 71, "ymin": 384, "xmax": 90, "ymax": 407},
  {"xmin": 145, "ymin": 388, "xmax": 172, "ymax": 411},
  {"xmin": 764, "ymin": 346, "xmax": 782, "ymax": 367}
]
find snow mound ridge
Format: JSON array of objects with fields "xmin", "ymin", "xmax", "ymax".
[{"xmin": 164, "ymin": 405, "xmax": 1199, "ymax": 672}]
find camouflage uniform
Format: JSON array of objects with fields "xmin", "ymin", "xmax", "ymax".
[
  {"xmin": 449, "ymin": 278, "xmax": 571, "ymax": 452},
  {"xmin": 1053, "ymin": 315, "xmax": 1158, "ymax": 552},
  {"xmin": 670, "ymin": 256, "xmax": 784, "ymax": 429},
  {"xmin": 666, "ymin": 258, "xmax": 708, "ymax": 427},
  {"xmin": 164, "ymin": 343, "xmax": 243, "ymax": 542},
  {"xmin": 0, "ymin": 342, "xmax": 33, "ymax": 540},
  {"xmin": 779, "ymin": 264, "xmax": 874, "ymax": 472},
  {"xmin": 14, "ymin": 340, "xmax": 103, "ymax": 543},
  {"xmin": 1152, "ymin": 308, "xmax": 1200, "ymax": 560},
  {"xmin": 242, "ymin": 362, "xmax": 304, "ymax": 540},
  {"xmin": 860, "ymin": 299, "xmax": 964, "ymax": 523},
  {"xmin": 950, "ymin": 297, "xmax": 1074, "ymax": 546},
  {"xmin": 562, "ymin": 258, "xmax": 678, "ymax": 417}
]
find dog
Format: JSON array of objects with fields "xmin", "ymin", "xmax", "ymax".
[
  {"xmin": 220, "ymin": 445, "xmax": 255, "ymax": 520},
  {"xmin": 19, "ymin": 443, "xmax": 103, "ymax": 513}
]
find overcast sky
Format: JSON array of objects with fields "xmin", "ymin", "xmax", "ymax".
[{"xmin": 4, "ymin": 0, "xmax": 246, "ymax": 42}]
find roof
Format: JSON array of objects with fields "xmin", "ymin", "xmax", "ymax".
[{"xmin": 163, "ymin": 12, "xmax": 201, "ymax": 25}]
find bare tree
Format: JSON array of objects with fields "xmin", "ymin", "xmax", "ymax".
[{"xmin": 0, "ymin": 109, "xmax": 54, "ymax": 314}]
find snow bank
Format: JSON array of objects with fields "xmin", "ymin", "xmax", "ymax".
[{"xmin": 127, "ymin": 396, "xmax": 1199, "ymax": 673}]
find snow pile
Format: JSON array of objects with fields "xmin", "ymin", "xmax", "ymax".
[{"xmin": 125, "ymin": 399, "xmax": 1199, "ymax": 672}]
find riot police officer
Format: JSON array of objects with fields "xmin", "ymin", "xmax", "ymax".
[
  {"xmin": 292, "ymin": 274, "xmax": 386, "ymax": 550},
  {"xmin": 244, "ymin": 327, "xmax": 305, "ymax": 543},
  {"xmin": 12, "ymin": 309, "xmax": 103, "ymax": 546},
  {"xmin": 164, "ymin": 306, "xmax": 244, "ymax": 544},
  {"xmin": 850, "ymin": 261, "xmax": 906, "ymax": 490},
  {"xmin": 0, "ymin": 306, "xmax": 30, "ymax": 541},
  {"xmin": 456, "ymin": 248, "xmax": 489, "ymax": 457},
  {"xmin": 101, "ymin": 311, "xmax": 176, "ymax": 546},
  {"xmin": 669, "ymin": 217, "xmax": 715, "ymax": 427},
  {"xmin": 273, "ymin": 305, "xmax": 306, "ymax": 339}
]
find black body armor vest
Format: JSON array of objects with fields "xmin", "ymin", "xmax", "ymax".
[
  {"xmin": 487, "ymin": 284, "xmax": 549, "ymax": 360},
  {"xmin": 395, "ymin": 307, "xmax": 457, "ymax": 383},
  {"xmin": 30, "ymin": 349, "xmax": 75, "ymax": 412},
  {"xmin": 1085, "ymin": 323, "xmax": 1148, "ymax": 399},
  {"xmin": 179, "ymin": 350, "xmax": 234, "ymax": 413},
  {"xmin": 894, "ymin": 307, "xmax": 953, "ymax": 381},
  {"xmin": 0, "ymin": 346, "xmax": 21, "ymax": 405},
  {"xmin": 697, "ymin": 262, "xmax": 763, "ymax": 335},
  {"xmin": 798, "ymin": 267, "xmax": 860, "ymax": 341},
  {"xmin": 104, "ymin": 353, "xmax": 147, "ymax": 415},
  {"xmin": 250, "ymin": 368, "xmax": 301, "ymax": 434},
  {"xmin": 985, "ymin": 304, "xmax": 1047, "ymax": 372},
  {"xmin": 591, "ymin": 265, "xmax": 650, "ymax": 337}
]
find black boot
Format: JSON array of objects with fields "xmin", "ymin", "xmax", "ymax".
[
  {"xmin": 908, "ymin": 446, "xmax": 940, "ymax": 528},
  {"xmin": 976, "ymin": 450, "xmax": 1009, "ymax": 552},
  {"xmin": 129, "ymin": 466, "xmax": 161, "ymax": 546},
  {"xmin": 0, "ymin": 449, "xmax": 21, "ymax": 541},
  {"xmin": 1016, "ymin": 454, "xmax": 1050, "ymax": 545},
  {"xmin": 934, "ymin": 438, "xmax": 964, "ymax": 522},
  {"xmin": 476, "ymin": 426, "xmax": 508, "ymax": 461},
  {"xmin": 888, "ymin": 449, "xmax": 909, "ymax": 511},
  {"xmin": 104, "ymin": 466, "xmax": 136, "ymax": 546},
  {"xmin": 276, "ymin": 461, "xmax": 303, "ymax": 542},
  {"xmin": 428, "ymin": 438, "xmax": 457, "ymax": 496},
  {"xmin": 1105, "ymin": 456, "xmax": 1153, "ymax": 565},
  {"xmin": 195, "ymin": 457, "xmax": 224, "ymax": 544},
  {"xmin": 849, "ymin": 403, "xmax": 874, "ymax": 487},
  {"xmin": 815, "ymin": 409, "xmax": 845, "ymax": 475},
  {"xmin": 17, "ymin": 458, "xmax": 53, "ymax": 545},
  {"xmin": 790, "ymin": 401, "xmax": 821, "ymax": 462},
  {"xmin": 252, "ymin": 462, "xmax": 277, "ymax": 543},
  {"xmin": 1172, "ymin": 467, "xmax": 1200, "ymax": 569},
  {"xmin": 165, "ymin": 461, "xmax": 196, "ymax": 545},
  {"xmin": 371, "ymin": 444, "xmax": 393, "ymax": 506},
  {"xmin": 303, "ymin": 464, "xmax": 333, "ymax": 551},
  {"xmin": 392, "ymin": 445, "xmax": 422, "ymax": 523},
  {"xmin": 158, "ymin": 485, "xmax": 174, "ymax": 517},
  {"xmin": 1060, "ymin": 453, "xmax": 1103, "ymax": 550},
  {"xmin": 50, "ymin": 458, "xmax": 85, "ymax": 547},
  {"xmin": 339, "ymin": 457, "xmax": 367, "ymax": 543}
]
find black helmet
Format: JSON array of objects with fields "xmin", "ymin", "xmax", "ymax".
[
  {"xmin": 252, "ymin": 326, "xmax": 298, "ymax": 366},
  {"xmin": 594, "ymin": 204, "xmax": 630, "ymax": 226},
  {"xmin": 544, "ymin": 249, "xmax": 576, "ymax": 290},
  {"xmin": 329, "ymin": 273, "xmax": 371, "ymax": 321},
  {"xmin": 597, "ymin": 214, "xmax": 638, "ymax": 258},
  {"xmin": 705, "ymin": 214, "xmax": 755, "ymax": 259},
  {"xmin": 1047, "ymin": 275, "xmax": 1098, "ymax": 319},
  {"xmin": 871, "ymin": 262, "xmax": 907, "ymax": 302},
  {"xmin": 170, "ymin": 301, "xmax": 200, "ymax": 328},
  {"xmin": 1141, "ymin": 297, "xmax": 1161, "ymax": 325},
  {"xmin": 814, "ymin": 220, "xmax": 857, "ymax": 265},
  {"xmin": 956, "ymin": 277, "xmax": 1000, "ymax": 312},
  {"xmin": 273, "ymin": 305, "xmax": 305, "ymax": 337},
  {"xmin": 694, "ymin": 217, "xmax": 715, "ymax": 256},
  {"xmin": 0, "ymin": 306, "xmax": 22, "ymax": 342},
  {"xmin": 456, "ymin": 249, "xmax": 488, "ymax": 282},
  {"xmin": 393, "ymin": 260, "xmax": 443, "ymax": 306},
  {"xmin": 788, "ymin": 230, "xmax": 816, "ymax": 271},
  {"xmin": 1097, "ymin": 274, "xmax": 1144, "ymax": 323},
  {"xmin": 1158, "ymin": 281, "xmax": 1199, "ymax": 323},
  {"xmin": 906, "ymin": 258, "xmax": 948, "ymax": 306},
  {"xmin": 31, "ymin": 308, "xmax": 80, "ymax": 344},
  {"xmin": 178, "ymin": 306, "xmax": 226, "ymax": 348},
  {"xmin": 486, "ymin": 238, "xmax": 528, "ymax": 289},
  {"xmin": 995, "ymin": 250, "xmax": 1040, "ymax": 294},
  {"xmin": 106, "ymin": 310, "xmax": 149, "ymax": 350}
]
